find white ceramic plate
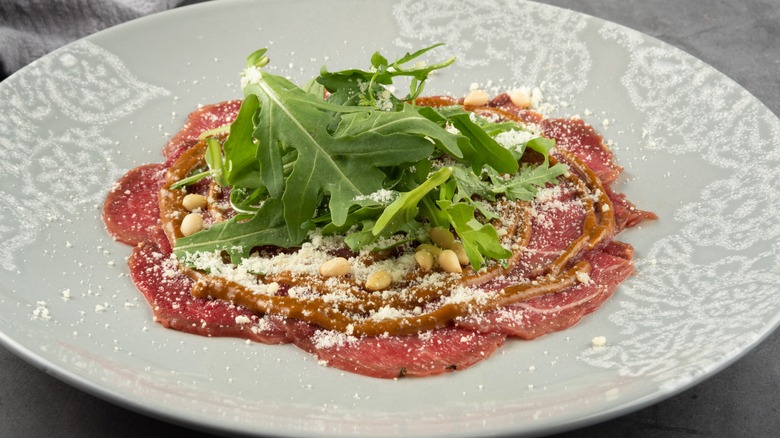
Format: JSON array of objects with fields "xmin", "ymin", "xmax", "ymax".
[{"xmin": 2, "ymin": 0, "xmax": 779, "ymax": 436}]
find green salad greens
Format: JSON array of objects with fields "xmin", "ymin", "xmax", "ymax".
[{"xmin": 173, "ymin": 45, "xmax": 567, "ymax": 269}]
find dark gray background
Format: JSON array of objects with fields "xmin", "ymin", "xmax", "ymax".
[{"xmin": 1, "ymin": 0, "xmax": 779, "ymax": 436}]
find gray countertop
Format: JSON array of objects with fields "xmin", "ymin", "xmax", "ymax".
[{"xmin": 1, "ymin": 0, "xmax": 779, "ymax": 436}]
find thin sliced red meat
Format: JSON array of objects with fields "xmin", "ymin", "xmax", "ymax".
[
  {"xmin": 514, "ymin": 179, "xmax": 587, "ymax": 277},
  {"xmin": 606, "ymin": 185, "xmax": 659, "ymax": 232},
  {"xmin": 457, "ymin": 244, "xmax": 634, "ymax": 339},
  {"xmin": 163, "ymin": 100, "xmax": 241, "ymax": 164},
  {"xmin": 543, "ymin": 117, "xmax": 622, "ymax": 184},
  {"xmin": 601, "ymin": 240, "xmax": 634, "ymax": 260},
  {"xmin": 488, "ymin": 93, "xmax": 544, "ymax": 125},
  {"xmin": 102, "ymin": 163, "xmax": 167, "ymax": 246},
  {"xmin": 129, "ymin": 240, "xmax": 290, "ymax": 344},
  {"xmin": 414, "ymin": 95, "xmax": 462, "ymax": 107},
  {"xmin": 285, "ymin": 320, "xmax": 507, "ymax": 379},
  {"xmin": 105, "ymin": 98, "xmax": 655, "ymax": 378}
]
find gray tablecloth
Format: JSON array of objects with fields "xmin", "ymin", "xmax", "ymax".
[
  {"xmin": 1, "ymin": 0, "xmax": 778, "ymax": 436},
  {"xmin": 0, "ymin": 0, "xmax": 184, "ymax": 77}
]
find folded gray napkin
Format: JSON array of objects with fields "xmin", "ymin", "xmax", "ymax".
[{"xmin": 0, "ymin": 0, "xmax": 185, "ymax": 78}]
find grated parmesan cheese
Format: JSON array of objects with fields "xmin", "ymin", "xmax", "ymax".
[
  {"xmin": 494, "ymin": 129, "xmax": 539, "ymax": 153},
  {"xmin": 241, "ymin": 66, "xmax": 263, "ymax": 87},
  {"xmin": 32, "ymin": 301, "xmax": 51, "ymax": 320}
]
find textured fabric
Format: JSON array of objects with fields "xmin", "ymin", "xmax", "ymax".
[{"xmin": 0, "ymin": 0, "xmax": 183, "ymax": 78}]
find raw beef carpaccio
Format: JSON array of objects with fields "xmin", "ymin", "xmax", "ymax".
[{"xmin": 103, "ymin": 96, "xmax": 654, "ymax": 378}]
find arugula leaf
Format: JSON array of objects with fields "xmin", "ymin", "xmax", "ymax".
[
  {"xmin": 243, "ymin": 68, "xmax": 435, "ymax": 243},
  {"xmin": 417, "ymin": 106, "xmax": 518, "ymax": 174},
  {"xmin": 489, "ymin": 162, "xmax": 568, "ymax": 201},
  {"xmin": 331, "ymin": 104, "xmax": 463, "ymax": 158},
  {"xmin": 525, "ymin": 136, "xmax": 556, "ymax": 158},
  {"xmin": 344, "ymin": 222, "xmax": 377, "ymax": 250},
  {"xmin": 372, "ymin": 166, "xmax": 452, "ymax": 238},
  {"xmin": 168, "ymin": 168, "xmax": 210, "ymax": 190},
  {"xmin": 229, "ymin": 186, "xmax": 267, "ymax": 215},
  {"xmin": 448, "ymin": 166, "xmax": 500, "ymax": 220},
  {"xmin": 221, "ymin": 94, "xmax": 262, "ymax": 188},
  {"xmin": 317, "ymin": 201, "xmax": 385, "ymax": 235},
  {"xmin": 440, "ymin": 107, "xmax": 519, "ymax": 174},
  {"xmin": 317, "ymin": 43, "xmax": 455, "ymax": 108},
  {"xmin": 204, "ymin": 137, "xmax": 226, "ymax": 186},
  {"xmin": 486, "ymin": 137, "xmax": 568, "ymax": 201},
  {"xmin": 437, "ymin": 200, "xmax": 512, "ymax": 269},
  {"xmin": 174, "ymin": 198, "xmax": 290, "ymax": 264},
  {"xmin": 475, "ymin": 120, "xmax": 525, "ymax": 137},
  {"xmin": 167, "ymin": 135, "xmax": 232, "ymax": 190},
  {"xmin": 449, "ymin": 166, "xmax": 493, "ymax": 202}
]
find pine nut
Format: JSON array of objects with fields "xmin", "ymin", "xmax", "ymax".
[
  {"xmin": 416, "ymin": 243, "xmax": 442, "ymax": 256},
  {"xmin": 438, "ymin": 249, "xmax": 462, "ymax": 274},
  {"xmin": 508, "ymin": 89, "xmax": 532, "ymax": 109},
  {"xmin": 415, "ymin": 250, "xmax": 434, "ymax": 272},
  {"xmin": 451, "ymin": 242, "xmax": 469, "ymax": 266},
  {"xmin": 463, "ymin": 89, "xmax": 489, "ymax": 107},
  {"xmin": 182, "ymin": 193, "xmax": 208, "ymax": 211},
  {"xmin": 365, "ymin": 271, "xmax": 392, "ymax": 291},
  {"xmin": 576, "ymin": 270, "xmax": 591, "ymax": 284},
  {"xmin": 430, "ymin": 227, "xmax": 455, "ymax": 249},
  {"xmin": 180, "ymin": 212, "xmax": 204, "ymax": 237},
  {"xmin": 319, "ymin": 257, "xmax": 350, "ymax": 277}
]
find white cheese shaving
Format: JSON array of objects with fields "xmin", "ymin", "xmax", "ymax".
[
  {"xmin": 32, "ymin": 301, "xmax": 51, "ymax": 320},
  {"xmin": 494, "ymin": 129, "xmax": 538, "ymax": 152},
  {"xmin": 235, "ymin": 315, "xmax": 252, "ymax": 324},
  {"xmin": 241, "ymin": 65, "xmax": 263, "ymax": 87}
]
